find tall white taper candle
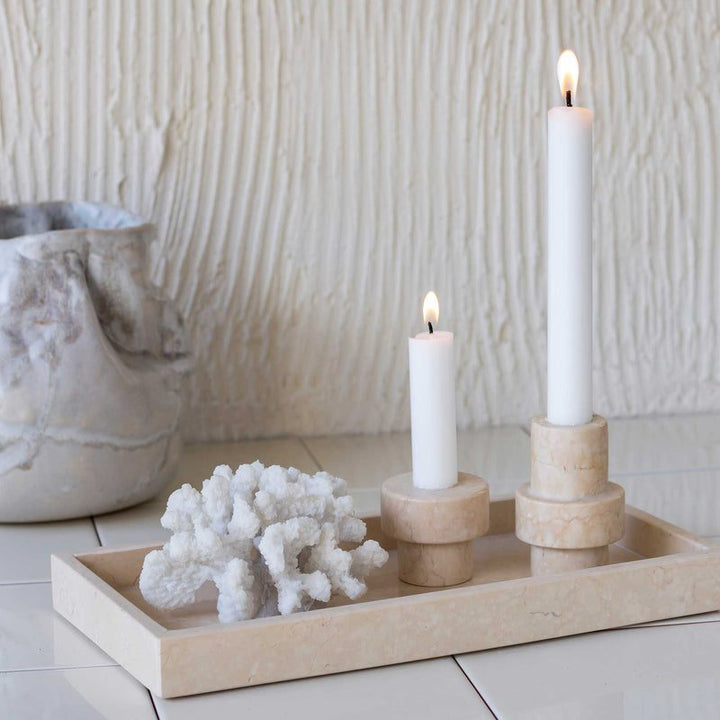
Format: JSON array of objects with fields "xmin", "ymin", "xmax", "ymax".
[
  {"xmin": 547, "ymin": 50, "xmax": 593, "ymax": 426},
  {"xmin": 408, "ymin": 291, "xmax": 458, "ymax": 489}
]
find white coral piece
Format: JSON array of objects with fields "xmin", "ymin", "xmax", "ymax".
[{"xmin": 139, "ymin": 462, "xmax": 388, "ymax": 622}]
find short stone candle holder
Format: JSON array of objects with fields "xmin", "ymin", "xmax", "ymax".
[
  {"xmin": 381, "ymin": 472, "xmax": 489, "ymax": 587},
  {"xmin": 515, "ymin": 415, "xmax": 625, "ymax": 576}
]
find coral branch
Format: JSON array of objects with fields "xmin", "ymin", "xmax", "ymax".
[{"xmin": 139, "ymin": 462, "xmax": 388, "ymax": 622}]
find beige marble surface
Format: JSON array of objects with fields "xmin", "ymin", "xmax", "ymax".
[
  {"xmin": 381, "ymin": 472, "xmax": 490, "ymax": 587},
  {"xmin": 530, "ymin": 415, "xmax": 608, "ymax": 501},
  {"xmin": 519, "ymin": 416, "xmax": 624, "ymax": 576},
  {"xmin": 381, "ymin": 473, "xmax": 489, "ymax": 544},
  {"xmin": 530, "ymin": 546, "xmax": 609, "ymax": 575},
  {"xmin": 516, "ymin": 482, "xmax": 625, "ymax": 549},
  {"xmin": 51, "ymin": 502, "xmax": 720, "ymax": 698}
]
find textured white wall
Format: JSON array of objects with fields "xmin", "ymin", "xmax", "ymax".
[{"xmin": 1, "ymin": 1, "xmax": 719, "ymax": 440}]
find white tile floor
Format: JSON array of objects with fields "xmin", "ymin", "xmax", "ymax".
[
  {"xmin": 0, "ymin": 666, "xmax": 158, "ymax": 720},
  {"xmin": 1, "ymin": 416, "xmax": 720, "ymax": 719},
  {"xmin": 153, "ymin": 659, "xmax": 493, "ymax": 720},
  {"xmin": 622, "ymin": 468, "xmax": 720, "ymax": 536},
  {"xmin": 457, "ymin": 623, "xmax": 720, "ymax": 719},
  {"xmin": 0, "ymin": 583, "xmax": 113, "ymax": 671},
  {"xmin": 608, "ymin": 413, "xmax": 720, "ymax": 476},
  {"xmin": 0, "ymin": 519, "xmax": 98, "ymax": 584}
]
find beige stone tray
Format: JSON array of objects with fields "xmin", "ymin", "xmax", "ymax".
[{"xmin": 51, "ymin": 499, "xmax": 720, "ymax": 698}]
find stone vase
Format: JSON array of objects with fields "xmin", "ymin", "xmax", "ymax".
[{"xmin": 0, "ymin": 202, "xmax": 191, "ymax": 522}]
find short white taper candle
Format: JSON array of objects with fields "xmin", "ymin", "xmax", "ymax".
[{"xmin": 408, "ymin": 291, "xmax": 458, "ymax": 490}]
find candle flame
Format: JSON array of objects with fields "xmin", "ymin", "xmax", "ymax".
[
  {"xmin": 556, "ymin": 49, "xmax": 579, "ymax": 99},
  {"xmin": 422, "ymin": 291, "xmax": 439, "ymax": 326}
]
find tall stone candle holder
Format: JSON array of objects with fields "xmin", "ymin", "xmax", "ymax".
[
  {"xmin": 381, "ymin": 472, "xmax": 489, "ymax": 587},
  {"xmin": 515, "ymin": 415, "xmax": 625, "ymax": 576}
]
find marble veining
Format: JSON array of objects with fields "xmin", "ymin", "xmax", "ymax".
[{"xmin": 0, "ymin": 202, "xmax": 190, "ymax": 521}]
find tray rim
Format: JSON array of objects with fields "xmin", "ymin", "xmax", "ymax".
[
  {"xmin": 51, "ymin": 501, "xmax": 720, "ymax": 697},
  {"xmin": 52, "ymin": 502, "xmax": 718, "ymax": 639}
]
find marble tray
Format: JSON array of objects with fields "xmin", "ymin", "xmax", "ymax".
[{"xmin": 51, "ymin": 499, "xmax": 720, "ymax": 698}]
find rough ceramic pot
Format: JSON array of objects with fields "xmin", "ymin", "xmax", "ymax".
[{"xmin": 0, "ymin": 202, "xmax": 190, "ymax": 522}]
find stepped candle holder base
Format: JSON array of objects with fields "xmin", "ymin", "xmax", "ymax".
[
  {"xmin": 381, "ymin": 472, "xmax": 490, "ymax": 587},
  {"xmin": 515, "ymin": 415, "xmax": 625, "ymax": 576}
]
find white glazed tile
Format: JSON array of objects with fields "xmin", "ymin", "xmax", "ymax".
[
  {"xmin": 303, "ymin": 432, "xmax": 410, "ymax": 490},
  {"xmin": 350, "ymin": 488, "xmax": 381, "ymax": 517},
  {"xmin": 609, "ymin": 413, "xmax": 720, "ymax": 475},
  {"xmin": 457, "ymin": 426, "xmax": 529, "ymax": 496},
  {"xmin": 94, "ymin": 438, "xmax": 320, "ymax": 547},
  {"xmin": 154, "ymin": 658, "xmax": 491, "ymax": 720},
  {"xmin": 0, "ymin": 666, "xmax": 157, "ymax": 720},
  {"xmin": 621, "ymin": 468, "xmax": 720, "ymax": 536},
  {"xmin": 174, "ymin": 438, "xmax": 320, "ymax": 488},
  {"xmin": 0, "ymin": 583, "xmax": 114, "ymax": 671},
  {"xmin": 304, "ymin": 426, "xmax": 528, "ymax": 496},
  {"xmin": 458, "ymin": 623, "xmax": 720, "ymax": 720},
  {"xmin": 633, "ymin": 611, "xmax": 720, "ymax": 628},
  {"xmin": 93, "ymin": 500, "xmax": 169, "ymax": 548},
  {"xmin": 0, "ymin": 519, "xmax": 98, "ymax": 584}
]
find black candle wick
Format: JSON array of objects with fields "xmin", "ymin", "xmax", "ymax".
[
  {"xmin": 428, "ymin": 321, "xmax": 434, "ymax": 334},
  {"xmin": 566, "ymin": 89, "xmax": 572, "ymax": 107}
]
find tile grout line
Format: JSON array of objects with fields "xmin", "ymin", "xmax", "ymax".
[
  {"xmin": 0, "ymin": 663, "xmax": 119, "ymax": 675},
  {"xmin": 616, "ymin": 617, "xmax": 720, "ymax": 631},
  {"xmin": 298, "ymin": 437, "xmax": 324, "ymax": 471},
  {"xmin": 147, "ymin": 689, "xmax": 160, "ymax": 719},
  {"xmin": 451, "ymin": 656, "xmax": 499, "ymax": 719},
  {"xmin": 90, "ymin": 516, "xmax": 103, "ymax": 547}
]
